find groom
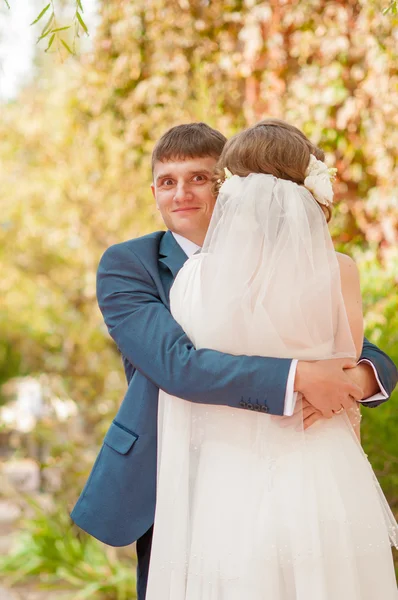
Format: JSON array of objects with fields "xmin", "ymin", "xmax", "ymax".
[{"xmin": 71, "ymin": 122, "xmax": 398, "ymax": 600}]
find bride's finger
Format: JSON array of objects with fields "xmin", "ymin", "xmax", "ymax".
[
  {"xmin": 294, "ymin": 397, "xmax": 311, "ymax": 414},
  {"xmin": 303, "ymin": 412, "xmax": 324, "ymax": 430},
  {"xmin": 295, "ymin": 407, "xmax": 321, "ymax": 431},
  {"xmin": 274, "ymin": 412, "xmax": 303, "ymax": 429},
  {"xmin": 302, "ymin": 406, "xmax": 317, "ymax": 420}
]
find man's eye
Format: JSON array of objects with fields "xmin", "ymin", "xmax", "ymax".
[{"xmin": 162, "ymin": 179, "xmax": 174, "ymax": 186}]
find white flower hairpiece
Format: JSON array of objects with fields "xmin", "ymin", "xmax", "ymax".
[
  {"xmin": 217, "ymin": 167, "xmax": 233, "ymax": 185},
  {"xmin": 304, "ymin": 155, "xmax": 337, "ymax": 208}
]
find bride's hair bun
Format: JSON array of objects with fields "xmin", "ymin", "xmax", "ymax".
[{"xmin": 214, "ymin": 118, "xmax": 332, "ymax": 222}]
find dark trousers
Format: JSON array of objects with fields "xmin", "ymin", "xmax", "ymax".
[{"xmin": 136, "ymin": 524, "xmax": 153, "ymax": 600}]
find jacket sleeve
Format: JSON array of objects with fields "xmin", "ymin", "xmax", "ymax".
[
  {"xmin": 359, "ymin": 338, "xmax": 398, "ymax": 408},
  {"xmin": 96, "ymin": 243, "xmax": 292, "ymax": 416}
]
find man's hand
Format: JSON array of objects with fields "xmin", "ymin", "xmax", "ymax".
[{"xmin": 294, "ymin": 358, "xmax": 363, "ymax": 418}]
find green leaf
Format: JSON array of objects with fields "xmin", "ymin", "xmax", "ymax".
[
  {"xmin": 383, "ymin": 1, "xmax": 397, "ymax": 14},
  {"xmin": 61, "ymin": 38, "xmax": 74, "ymax": 54},
  {"xmin": 37, "ymin": 12, "xmax": 54, "ymax": 41},
  {"xmin": 30, "ymin": 3, "xmax": 51, "ymax": 26},
  {"xmin": 3, "ymin": 0, "xmax": 10, "ymax": 9},
  {"xmin": 77, "ymin": 0, "xmax": 84, "ymax": 12},
  {"xmin": 45, "ymin": 33, "xmax": 55, "ymax": 53},
  {"xmin": 36, "ymin": 29, "xmax": 54, "ymax": 43},
  {"xmin": 50, "ymin": 26, "xmax": 71, "ymax": 33},
  {"xmin": 36, "ymin": 18, "xmax": 55, "ymax": 44},
  {"xmin": 76, "ymin": 11, "xmax": 89, "ymax": 35}
]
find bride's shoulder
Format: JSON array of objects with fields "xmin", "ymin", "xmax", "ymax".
[
  {"xmin": 170, "ymin": 254, "xmax": 204, "ymax": 309},
  {"xmin": 173, "ymin": 253, "xmax": 203, "ymax": 286},
  {"xmin": 335, "ymin": 251, "xmax": 357, "ymax": 269},
  {"xmin": 335, "ymin": 252, "xmax": 360, "ymax": 284},
  {"xmin": 181, "ymin": 253, "xmax": 204, "ymax": 272}
]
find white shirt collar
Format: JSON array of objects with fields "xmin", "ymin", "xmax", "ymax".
[{"xmin": 171, "ymin": 232, "xmax": 201, "ymax": 258}]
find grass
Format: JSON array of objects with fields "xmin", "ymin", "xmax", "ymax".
[{"xmin": 0, "ymin": 496, "xmax": 136, "ymax": 600}]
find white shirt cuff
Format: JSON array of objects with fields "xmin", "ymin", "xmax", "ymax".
[
  {"xmin": 357, "ymin": 359, "xmax": 388, "ymax": 403},
  {"xmin": 284, "ymin": 359, "xmax": 298, "ymax": 416}
]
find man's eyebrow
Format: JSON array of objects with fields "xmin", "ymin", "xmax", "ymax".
[
  {"xmin": 155, "ymin": 172, "xmax": 173, "ymax": 183},
  {"xmin": 155, "ymin": 169, "xmax": 212, "ymax": 183},
  {"xmin": 190, "ymin": 169, "xmax": 212, "ymax": 176}
]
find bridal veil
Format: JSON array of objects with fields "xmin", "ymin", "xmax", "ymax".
[{"xmin": 146, "ymin": 174, "xmax": 398, "ymax": 600}]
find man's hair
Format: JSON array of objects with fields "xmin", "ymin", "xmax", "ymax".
[
  {"xmin": 151, "ymin": 122, "xmax": 227, "ymax": 174},
  {"xmin": 215, "ymin": 118, "xmax": 331, "ymax": 221}
]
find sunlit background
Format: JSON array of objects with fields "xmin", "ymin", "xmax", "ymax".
[{"xmin": 0, "ymin": 1, "xmax": 397, "ymax": 598}]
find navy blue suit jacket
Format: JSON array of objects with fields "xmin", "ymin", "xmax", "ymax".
[{"xmin": 71, "ymin": 230, "xmax": 398, "ymax": 547}]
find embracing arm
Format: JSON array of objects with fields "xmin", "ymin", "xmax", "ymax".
[
  {"xmin": 338, "ymin": 253, "xmax": 397, "ymax": 436},
  {"xmin": 338, "ymin": 253, "xmax": 397, "ymax": 407},
  {"xmin": 96, "ymin": 242, "xmax": 291, "ymax": 416},
  {"xmin": 293, "ymin": 255, "xmax": 396, "ymax": 430},
  {"xmin": 338, "ymin": 253, "xmax": 365, "ymax": 438}
]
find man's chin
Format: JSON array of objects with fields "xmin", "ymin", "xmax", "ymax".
[
  {"xmin": 170, "ymin": 222, "xmax": 208, "ymax": 244},
  {"xmin": 170, "ymin": 219, "xmax": 206, "ymax": 235}
]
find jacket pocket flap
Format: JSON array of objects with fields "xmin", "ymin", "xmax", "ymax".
[{"xmin": 104, "ymin": 422, "xmax": 138, "ymax": 455}]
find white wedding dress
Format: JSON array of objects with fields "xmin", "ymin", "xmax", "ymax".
[{"xmin": 146, "ymin": 174, "xmax": 398, "ymax": 599}]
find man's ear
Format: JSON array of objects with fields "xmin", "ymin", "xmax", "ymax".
[{"xmin": 151, "ymin": 184, "xmax": 159, "ymax": 208}]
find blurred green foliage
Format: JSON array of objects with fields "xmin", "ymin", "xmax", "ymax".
[
  {"xmin": 0, "ymin": 0, "xmax": 397, "ymax": 592},
  {"xmin": 0, "ymin": 498, "xmax": 136, "ymax": 599}
]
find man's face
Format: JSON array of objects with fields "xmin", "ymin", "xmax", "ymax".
[{"xmin": 151, "ymin": 156, "xmax": 218, "ymax": 246}]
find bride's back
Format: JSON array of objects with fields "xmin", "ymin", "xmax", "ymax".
[
  {"xmin": 170, "ymin": 186, "xmax": 352, "ymax": 361},
  {"xmin": 170, "ymin": 120, "xmax": 356, "ymax": 362}
]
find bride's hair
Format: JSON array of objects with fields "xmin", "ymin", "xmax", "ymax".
[{"xmin": 215, "ymin": 118, "xmax": 331, "ymax": 221}]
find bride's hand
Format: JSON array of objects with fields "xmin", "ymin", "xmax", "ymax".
[
  {"xmin": 294, "ymin": 358, "xmax": 364, "ymax": 418},
  {"xmin": 301, "ymin": 399, "xmax": 323, "ymax": 430},
  {"xmin": 301, "ymin": 398, "xmax": 361, "ymax": 436},
  {"xmin": 275, "ymin": 398, "xmax": 323, "ymax": 430}
]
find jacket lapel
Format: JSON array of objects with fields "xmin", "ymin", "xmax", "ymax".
[{"xmin": 158, "ymin": 231, "xmax": 188, "ymax": 304}]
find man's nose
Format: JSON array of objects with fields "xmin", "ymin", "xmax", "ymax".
[{"xmin": 174, "ymin": 182, "xmax": 193, "ymax": 203}]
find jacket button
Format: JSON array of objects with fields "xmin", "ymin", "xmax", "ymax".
[
  {"xmin": 253, "ymin": 404, "xmax": 261, "ymax": 411},
  {"xmin": 247, "ymin": 403, "xmax": 253, "ymax": 410},
  {"xmin": 239, "ymin": 400, "xmax": 247, "ymax": 408},
  {"xmin": 261, "ymin": 405, "xmax": 269, "ymax": 413}
]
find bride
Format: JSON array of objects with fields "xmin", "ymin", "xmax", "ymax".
[{"xmin": 146, "ymin": 119, "xmax": 398, "ymax": 599}]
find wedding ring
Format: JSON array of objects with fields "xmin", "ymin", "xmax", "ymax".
[{"xmin": 334, "ymin": 408, "xmax": 344, "ymax": 415}]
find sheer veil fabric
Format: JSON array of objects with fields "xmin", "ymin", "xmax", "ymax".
[{"xmin": 146, "ymin": 174, "xmax": 398, "ymax": 600}]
